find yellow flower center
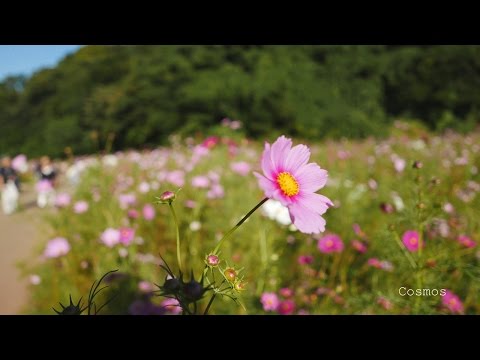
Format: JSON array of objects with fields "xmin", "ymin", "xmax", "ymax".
[
  {"xmin": 326, "ymin": 239, "xmax": 334, "ymax": 247},
  {"xmin": 409, "ymin": 237, "xmax": 418, "ymax": 245},
  {"xmin": 277, "ymin": 172, "xmax": 299, "ymax": 197}
]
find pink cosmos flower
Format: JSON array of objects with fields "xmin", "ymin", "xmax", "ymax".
[
  {"xmin": 12, "ymin": 154, "xmax": 28, "ymax": 173},
  {"xmin": 279, "ymin": 288, "xmax": 293, "ymax": 298},
  {"xmin": 162, "ymin": 298, "xmax": 182, "ymax": 315},
  {"xmin": 254, "ymin": 136, "xmax": 333, "ymax": 234},
  {"xmin": 184, "ymin": 200, "xmax": 197, "ymax": 208},
  {"xmin": 29, "ymin": 274, "xmax": 41, "ymax": 285},
  {"xmin": 202, "ymin": 136, "xmax": 219, "ymax": 149},
  {"xmin": 138, "ymin": 181, "xmax": 150, "ymax": 194},
  {"xmin": 127, "ymin": 209, "xmax": 139, "ymax": 219},
  {"xmin": 36, "ymin": 179, "xmax": 53, "ymax": 193},
  {"xmin": 231, "ymin": 161, "xmax": 251, "ymax": 176},
  {"xmin": 352, "ymin": 223, "xmax": 366, "ymax": 238},
  {"xmin": 44, "ymin": 237, "xmax": 70, "ymax": 258},
  {"xmin": 277, "ymin": 300, "xmax": 296, "ymax": 315},
  {"xmin": 457, "ymin": 235, "xmax": 476, "ymax": 248},
  {"xmin": 207, "ymin": 184, "xmax": 225, "ymax": 199},
  {"xmin": 73, "ymin": 201, "xmax": 89, "ymax": 214},
  {"xmin": 118, "ymin": 193, "xmax": 136, "ymax": 209},
  {"xmin": 142, "ymin": 204, "xmax": 155, "ymax": 221},
  {"xmin": 351, "ymin": 239, "xmax": 368, "ymax": 253},
  {"xmin": 101, "ymin": 228, "xmax": 121, "ymax": 247},
  {"xmin": 402, "ymin": 230, "xmax": 420, "ymax": 252},
  {"xmin": 55, "ymin": 193, "xmax": 71, "ymax": 208},
  {"xmin": 393, "ymin": 157, "xmax": 406, "ymax": 173},
  {"xmin": 367, "ymin": 258, "xmax": 382, "ymax": 269},
  {"xmin": 298, "ymin": 255, "xmax": 314, "ymax": 265},
  {"xmin": 442, "ymin": 290, "xmax": 464, "ymax": 314},
  {"xmin": 166, "ymin": 170, "xmax": 185, "ymax": 187},
  {"xmin": 138, "ymin": 281, "xmax": 154, "ymax": 293},
  {"xmin": 377, "ymin": 297, "xmax": 393, "ymax": 310},
  {"xmin": 119, "ymin": 227, "xmax": 135, "ymax": 246},
  {"xmin": 191, "ymin": 175, "xmax": 210, "ymax": 188},
  {"xmin": 318, "ymin": 234, "xmax": 344, "ymax": 254},
  {"xmin": 261, "ymin": 292, "xmax": 280, "ymax": 312}
]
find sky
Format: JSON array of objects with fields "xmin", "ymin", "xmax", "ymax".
[{"xmin": 0, "ymin": 45, "xmax": 82, "ymax": 80}]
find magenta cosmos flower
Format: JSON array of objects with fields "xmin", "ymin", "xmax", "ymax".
[
  {"xmin": 318, "ymin": 234, "xmax": 344, "ymax": 253},
  {"xmin": 44, "ymin": 237, "xmax": 70, "ymax": 258},
  {"xmin": 402, "ymin": 230, "xmax": 420, "ymax": 252},
  {"xmin": 254, "ymin": 136, "xmax": 333, "ymax": 234},
  {"xmin": 119, "ymin": 227, "xmax": 135, "ymax": 246},
  {"xmin": 277, "ymin": 300, "xmax": 296, "ymax": 315},
  {"xmin": 261, "ymin": 292, "xmax": 280, "ymax": 312},
  {"xmin": 351, "ymin": 239, "xmax": 368, "ymax": 253},
  {"xmin": 442, "ymin": 290, "xmax": 464, "ymax": 314},
  {"xmin": 457, "ymin": 235, "xmax": 476, "ymax": 248}
]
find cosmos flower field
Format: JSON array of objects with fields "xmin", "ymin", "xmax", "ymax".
[{"xmin": 19, "ymin": 121, "xmax": 480, "ymax": 314}]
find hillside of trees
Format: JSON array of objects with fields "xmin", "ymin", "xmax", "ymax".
[{"xmin": 1, "ymin": 45, "xmax": 480, "ymax": 157}]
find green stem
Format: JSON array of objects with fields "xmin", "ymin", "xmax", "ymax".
[
  {"xmin": 168, "ymin": 203, "xmax": 182, "ymax": 272},
  {"xmin": 213, "ymin": 197, "xmax": 268, "ymax": 255},
  {"xmin": 204, "ymin": 294, "xmax": 217, "ymax": 315},
  {"xmin": 393, "ymin": 232, "xmax": 418, "ymax": 270}
]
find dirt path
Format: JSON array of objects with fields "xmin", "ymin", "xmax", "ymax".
[{"xmin": 0, "ymin": 186, "xmax": 44, "ymax": 314}]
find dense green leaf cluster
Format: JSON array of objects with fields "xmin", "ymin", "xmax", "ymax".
[{"xmin": 1, "ymin": 45, "xmax": 479, "ymax": 157}]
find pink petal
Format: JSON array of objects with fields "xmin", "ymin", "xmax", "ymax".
[
  {"xmin": 270, "ymin": 136, "xmax": 292, "ymax": 173},
  {"xmin": 297, "ymin": 192, "xmax": 333, "ymax": 216},
  {"xmin": 261, "ymin": 142, "xmax": 276, "ymax": 180},
  {"xmin": 254, "ymin": 172, "xmax": 277, "ymax": 198},
  {"xmin": 288, "ymin": 202, "xmax": 326, "ymax": 234},
  {"xmin": 295, "ymin": 163, "xmax": 328, "ymax": 192},
  {"xmin": 284, "ymin": 144, "xmax": 310, "ymax": 174}
]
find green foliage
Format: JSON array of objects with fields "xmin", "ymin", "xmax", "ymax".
[{"xmin": 1, "ymin": 45, "xmax": 480, "ymax": 157}]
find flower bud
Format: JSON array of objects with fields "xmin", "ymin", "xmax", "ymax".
[
  {"xmin": 158, "ymin": 191, "xmax": 176, "ymax": 203},
  {"xmin": 183, "ymin": 280, "xmax": 204, "ymax": 301},
  {"xmin": 234, "ymin": 281, "xmax": 246, "ymax": 292},
  {"xmin": 412, "ymin": 161, "xmax": 423, "ymax": 169},
  {"xmin": 224, "ymin": 268, "xmax": 237, "ymax": 283},
  {"xmin": 205, "ymin": 254, "xmax": 220, "ymax": 267}
]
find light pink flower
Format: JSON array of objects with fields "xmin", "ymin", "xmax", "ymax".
[
  {"xmin": 402, "ymin": 230, "xmax": 420, "ymax": 252},
  {"xmin": 44, "ymin": 237, "xmax": 70, "ymax": 258},
  {"xmin": 118, "ymin": 193, "xmax": 136, "ymax": 209},
  {"xmin": 29, "ymin": 274, "xmax": 41, "ymax": 285},
  {"xmin": 298, "ymin": 255, "xmax": 314, "ymax": 265},
  {"xmin": 442, "ymin": 290, "xmax": 464, "ymax": 314},
  {"xmin": 162, "ymin": 298, "xmax": 182, "ymax": 315},
  {"xmin": 207, "ymin": 184, "xmax": 224, "ymax": 199},
  {"xmin": 392, "ymin": 156, "xmax": 406, "ymax": 173},
  {"xmin": 231, "ymin": 161, "xmax": 251, "ymax": 176},
  {"xmin": 36, "ymin": 179, "xmax": 53, "ymax": 193},
  {"xmin": 318, "ymin": 234, "xmax": 344, "ymax": 254},
  {"xmin": 279, "ymin": 288, "xmax": 293, "ymax": 298},
  {"xmin": 351, "ymin": 240, "xmax": 368, "ymax": 253},
  {"xmin": 73, "ymin": 201, "xmax": 89, "ymax": 214},
  {"xmin": 277, "ymin": 300, "xmax": 296, "ymax": 315},
  {"xmin": 138, "ymin": 181, "xmax": 150, "ymax": 194},
  {"xmin": 142, "ymin": 204, "xmax": 155, "ymax": 221},
  {"xmin": 191, "ymin": 175, "xmax": 210, "ymax": 188},
  {"xmin": 101, "ymin": 228, "xmax": 121, "ymax": 247},
  {"xmin": 443, "ymin": 202, "xmax": 455, "ymax": 214},
  {"xmin": 166, "ymin": 170, "xmax": 185, "ymax": 187},
  {"xmin": 55, "ymin": 193, "xmax": 71, "ymax": 208},
  {"xmin": 261, "ymin": 292, "xmax": 280, "ymax": 312},
  {"xmin": 457, "ymin": 235, "xmax": 476, "ymax": 248},
  {"xmin": 138, "ymin": 281, "xmax": 154, "ymax": 293},
  {"xmin": 12, "ymin": 154, "xmax": 28, "ymax": 173},
  {"xmin": 254, "ymin": 136, "xmax": 332, "ymax": 234},
  {"xmin": 184, "ymin": 200, "xmax": 197, "ymax": 208},
  {"xmin": 119, "ymin": 227, "xmax": 135, "ymax": 246}
]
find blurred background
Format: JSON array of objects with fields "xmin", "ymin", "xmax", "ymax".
[
  {"xmin": 0, "ymin": 45, "xmax": 479, "ymax": 315},
  {"xmin": 1, "ymin": 45, "xmax": 480, "ymax": 157}
]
